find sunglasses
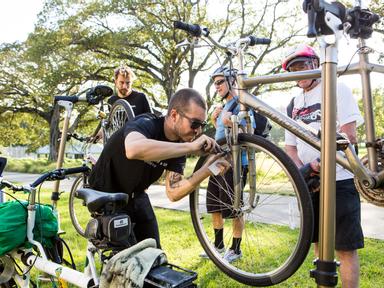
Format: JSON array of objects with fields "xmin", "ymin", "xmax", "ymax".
[
  {"xmin": 213, "ymin": 79, "xmax": 226, "ymax": 86},
  {"xmin": 178, "ymin": 110, "xmax": 207, "ymax": 130},
  {"xmin": 288, "ymin": 61, "xmax": 313, "ymax": 72}
]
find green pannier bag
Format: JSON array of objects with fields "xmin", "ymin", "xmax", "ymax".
[{"xmin": 0, "ymin": 201, "xmax": 58, "ymax": 256}]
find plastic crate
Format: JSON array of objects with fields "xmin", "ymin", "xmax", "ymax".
[{"xmin": 144, "ymin": 263, "xmax": 197, "ymax": 288}]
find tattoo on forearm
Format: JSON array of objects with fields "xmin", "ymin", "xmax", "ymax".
[{"xmin": 169, "ymin": 172, "xmax": 183, "ymax": 189}]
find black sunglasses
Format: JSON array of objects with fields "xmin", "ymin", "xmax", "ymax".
[
  {"xmin": 214, "ymin": 79, "xmax": 226, "ymax": 86},
  {"xmin": 178, "ymin": 110, "xmax": 207, "ymax": 130}
]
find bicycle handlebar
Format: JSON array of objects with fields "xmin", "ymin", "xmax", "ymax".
[
  {"xmin": 247, "ymin": 36, "xmax": 271, "ymax": 46},
  {"xmin": 173, "ymin": 21, "xmax": 209, "ymax": 37},
  {"xmin": 0, "ymin": 179, "xmax": 23, "ymax": 191},
  {"xmin": 0, "ymin": 166, "xmax": 91, "ymax": 192},
  {"xmin": 174, "ymin": 20, "xmax": 271, "ymax": 52},
  {"xmin": 31, "ymin": 166, "xmax": 90, "ymax": 188},
  {"xmin": 54, "ymin": 84, "xmax": 113, "ymax": 105}
]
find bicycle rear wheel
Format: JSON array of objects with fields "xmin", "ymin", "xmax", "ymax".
[
  {"xmin": 69, "ymin": 175, "xmax": 91, "ymax": 237},
  {"xmin": 104, "ymin": 99, "xmax": 135, "ymax": 144},
  {"xmin": 190, "ymin": 134, "xmax": 313, "ymax": 286}
]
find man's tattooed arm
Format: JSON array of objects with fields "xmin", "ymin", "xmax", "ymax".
[
  {"xmin": 165, "ymin": 167, "xmax": 211, "ymax": 202},
  {"xmin": 167, "ymin": 171, "xmax": 183, "ymax": 189}
]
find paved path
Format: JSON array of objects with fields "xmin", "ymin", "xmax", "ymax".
[{"xmin": 3, "ymin": 171, "xmax": 384, "ymax": 240}]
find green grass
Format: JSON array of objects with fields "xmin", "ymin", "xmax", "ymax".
[
  {"xmin": 3, "ymin": 187, "xmax": 384, "ymax": 288},
  {"xmin": 4, "ymin": 157, "xmax": 83, "ymax": 174}
]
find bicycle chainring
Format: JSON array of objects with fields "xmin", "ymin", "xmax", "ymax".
[{"xmin": 354, "ymin": 154, "xmax": 384, "ymax": 207}]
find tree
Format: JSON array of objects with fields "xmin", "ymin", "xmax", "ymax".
[
  {"xmin": 0, "ymin": 29, "xmax": 110, "ymax": 159},
  {"xmin": 0, "ymin": 0, "xmax": 310, "ymax": 159},
  {"xmin": 357, "ymin": 88, "xmax": 384, "ymax": 142}
]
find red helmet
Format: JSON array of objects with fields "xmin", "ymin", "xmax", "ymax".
[{"xmin": 282, "ymin": 44, "xmax": 319, "ymax": 71}]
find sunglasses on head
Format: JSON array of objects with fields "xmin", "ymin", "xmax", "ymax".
[
  {"xmin": 178, "ymin": 110, "xmax": 207, "ymax": 130},
  {"xmin": 214, "ymin": 79, "xmax": 226, "ymax": 86}
]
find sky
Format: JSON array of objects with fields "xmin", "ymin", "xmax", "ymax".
[{"xmin": 0, "ymin": 0, "xmax": 44, "ymax": 43}]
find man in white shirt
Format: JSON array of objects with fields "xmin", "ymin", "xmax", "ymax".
[{"xmin": 282, "ymin": 44, "xmax": 364, "ymax": 288}]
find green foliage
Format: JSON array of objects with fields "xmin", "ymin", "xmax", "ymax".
[
  {"xmin": 0, "ymin": 113, "xmax": 49, "ymax": 151},
  {"xmin": 357, "ymin": 88, "xmax": 384, "ymax": 141}
]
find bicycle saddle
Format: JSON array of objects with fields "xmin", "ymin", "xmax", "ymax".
[{"xmin": 76, "ymin": 188, "xmax": 128, "ymax": 213}]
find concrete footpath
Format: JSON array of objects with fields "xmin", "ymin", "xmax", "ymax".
[{"xmin": 3, "ymin": 171, "xmax": 384, "ymax": 240}]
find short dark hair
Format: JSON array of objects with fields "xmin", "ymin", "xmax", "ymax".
[
  {"xmin": 167, "ymin": 88, "xmax": 207, "ymax": 116},
  {"xmin": 114, "ymin": 65, "xmax": 136, "ymax": 80}
]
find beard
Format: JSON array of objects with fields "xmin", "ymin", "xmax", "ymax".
[{"xmin": 118, "ymin": 88, "xmax": 129, "ymax": 97}]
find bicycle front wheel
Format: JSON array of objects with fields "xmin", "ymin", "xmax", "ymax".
[
  {"xmin": 69, "ymin": 175, "xmax": 91, "ymax": 237},
  {"xmin": 190, "ymin": 134, "xmax": 313, "ymax": 286},
  {"xmin": 104, "ymin": 99, "xmax": 135, "ymax": 144}
]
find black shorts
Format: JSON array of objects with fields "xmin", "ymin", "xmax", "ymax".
[
  {"xmin": 312, "ymin": 178, "xmax": 364, "ymax": 251},
  {"xmin": 206, "ymin": 167, "xmax": 248, "ymax": 219}
]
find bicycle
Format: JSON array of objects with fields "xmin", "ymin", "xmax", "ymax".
[
  {"xmin": 0, "ymin": 163, "xmax": 99, "ymax": 287},
  {"xmin": 0, "ymin": 159, "xmax": 198, "ymax": 287},
  {"xmin": 53, "ymin": 87, "xmax": 135, "ymax": 237},
  {"xmin": 174, "ymin": 0, "xmax": 382, "ymax": 286}
]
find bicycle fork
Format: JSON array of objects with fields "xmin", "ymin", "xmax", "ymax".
[{"xmin": 229, "ymin": 113, "xmax": 259, "ymax": 213}]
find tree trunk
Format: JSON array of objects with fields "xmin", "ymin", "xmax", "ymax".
[{"xmin": 49, "ymin": 106, "xmax": 60, "ymax": 161}]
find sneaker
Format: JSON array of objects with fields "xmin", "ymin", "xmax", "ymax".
[
  {"xmin": 199, "ymin": 246, "xmax": 225, "ymax": 259},
  {"xmin": 223, "ymin": 249, "xmax": 242, "ymax": 263}
]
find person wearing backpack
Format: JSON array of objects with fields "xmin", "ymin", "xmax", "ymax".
[
  {"xmin": 282, "ymin": 44, "xmax": 364, "ymax": 288},
  {"xmin": 199, "ymin": 67, "xmax": 255, "ymax": 263}
]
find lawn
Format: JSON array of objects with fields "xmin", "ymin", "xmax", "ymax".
[
  {"xmin": 2, "ymin": 186, "xmax": 384, "ymax": 288},
  {"xmin": 2, "ymin": 157, "xmax": 384, "ymax": 287}
]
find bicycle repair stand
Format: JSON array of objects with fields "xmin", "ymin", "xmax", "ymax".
[
  {"xmin": 52, "ymin": 100, "xmax": 74, "ymax": 230},
  {"xmin": 304, "ymin": 1, "xmax": 379, "ymax": 287},
  {"xmin": 304, "ymin": 1, "xmax": 343, "ymax": 287}
]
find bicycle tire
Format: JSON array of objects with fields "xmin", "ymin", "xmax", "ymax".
[
  {"xmin": 104, "ymin": 99, "xmax": 135, "ymax": 144},
  {"xmin": 190, "ymin": 134, "xmax": 313, "ymax": 286},
  {"xmin": 69, "ymin": 175, "xmax": 91, "ymax": 237}
]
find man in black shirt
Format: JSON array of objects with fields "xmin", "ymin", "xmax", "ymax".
[
  {"xmin": 108, "ymin": 65, "xmax": 152, "ymax": 115},
  {"xmin": 89, "ymin": 88, "xmax": 229, "ymax": 248}
]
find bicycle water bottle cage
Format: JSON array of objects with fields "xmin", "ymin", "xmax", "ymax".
[{"xmin": 303, "ymin": 0, "xmax": 346, "ymax": 37}]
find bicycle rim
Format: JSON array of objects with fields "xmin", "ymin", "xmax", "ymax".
[
  {"xmin": 69, "ymin": 176, "xmax": 90, "ymax": 237},
  {"xmin": 105, "ymin": 99, "xmax": 135, "ymax": 143},
  {"xmin": 190, "ymin": 134, "xmax": 313, "ymax": 286}
]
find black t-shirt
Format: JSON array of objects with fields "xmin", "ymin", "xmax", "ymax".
[
  {"xmin": 89, "ymin": 114, "xmax": 186, "ymax": 194},
  {"xmin": 107, "ymin": 90, "xmax": 152, "ymax": 116}
]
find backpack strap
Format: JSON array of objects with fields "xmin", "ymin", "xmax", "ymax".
[
  {"xmin": 286, "ymin": 97, "xmax": 295, "ymax": 119},
  {"xmin": 227, "ymin": 100, "xmax": 239, "ymax": 114}
]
